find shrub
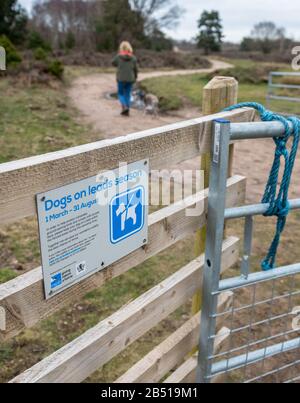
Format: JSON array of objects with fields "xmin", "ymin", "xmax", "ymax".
[
  {"xmin": 0, "ymin": 35, "xmax": 22, "ymax": 67},
  {"xmin": 46, "ymin": 60, "xmax": 64, "ymax": 79},
  {"xmin": 207, "ymin": 64, "xmax": 280, "ymax": 85},
  {"xmin": 27, "ymin": 31, "xmax": 52, "ymax": 52},
  {"xmin": 34, "ymin": 47, "xmax": 48, "ymax": 61},
  {"xmin": 65, "ymin": 32, "xmax": 76, "ymax": 50}
]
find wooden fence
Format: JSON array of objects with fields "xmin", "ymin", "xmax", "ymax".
[{"xmin": 0, "ymin": 78, "xmax": 255, "ymax": 383}]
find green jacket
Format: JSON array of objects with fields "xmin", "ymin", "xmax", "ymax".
[{"xmin": 112, "ymin": 54, "xmax": 138, "ymax": 83}]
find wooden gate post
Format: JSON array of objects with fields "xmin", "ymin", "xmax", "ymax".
[{"xmin": 192, "ymin": 76, "xmax": 238, "ymax": 317}]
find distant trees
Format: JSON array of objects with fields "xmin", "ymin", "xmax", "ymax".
[
  {"xmin": 130, "ymin": 0, "xmax": 182, "ymax": 34},
  {"xmin": 130, "ymin": 0, "xmax": 182, "ymax": 51},
  {"xmin": 196, "ymin": 10, "xmax": 223, "ymax": 55},
  {"xmin": 95, "ymin": 0, "xmax": 146, "ymax": 51},
  {"xmin": 144, "ymin": 28, "xmax": 173, "ymax": 51},
  {"xmin": 0, "ymin": 0, "xmax": 179, "ymax": 53},
  {"xmin": 241, "ymin": 21, "xmax": 287, "ymax": 54},
  {"xmin": 0, "ymin": 0, "xmax": 28, "ymax": 44},
  {"xmin": 30, "ymin": 0, "xmax": 97, "ymax": 50},
  {"xmin": 28, "ymin": 0, "xmax": 179, "ymax": 52},
  {"xmin": 27, "ymin": 30, "xmax": 52, "ymax": 51}
]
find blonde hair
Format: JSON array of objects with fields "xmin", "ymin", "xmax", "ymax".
[{"xmin": 119, "ymin": 41, "xmax": 133, "ymax": 54}]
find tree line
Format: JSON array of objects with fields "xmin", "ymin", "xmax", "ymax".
[
  {"xmin": 196, "ymin": 11, "xmax": 294, "ymax": 55},
  {"xmin": 0, "ymin": 1, "xmax": 295, "ymax": 56},
  {"xmin": 1, "ymin": 0, "xmax": 183, "ymax": 52}
]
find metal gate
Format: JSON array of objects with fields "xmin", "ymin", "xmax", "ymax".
[
  {"xmin": 267, "ymin": 71, "xmax": 300, "ymax": 107},
  {"xmin": 197, "ymin": 119, "xmax": 300, "ymax": 383}
]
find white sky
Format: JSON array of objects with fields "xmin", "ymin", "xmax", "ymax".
[{"xmin": 19, "ymin": 0, "xmax": 300, "ymax": 43}]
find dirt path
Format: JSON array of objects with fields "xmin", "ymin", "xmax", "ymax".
[
  {"xmin": 68, "ymin": 60, "xmax": 300, "ymax": 204},
  {"xmin": 68, "ymin": 59, "xmax": 232, "ymax": 138}
]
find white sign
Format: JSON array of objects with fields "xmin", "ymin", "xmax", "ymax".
[{"xmin": 37, "ymin": 160, "xmax": 149, "ymax": 299}]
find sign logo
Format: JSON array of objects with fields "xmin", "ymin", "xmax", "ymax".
[
  {"xmin": 110, "ymin": 186, "xmax": 145, "ymax": 244},
  {"xmin": 50, "ymin": 273, "xmax": 62, "ymax": 289},
  {"xmin": 76, "ymin": 261, "xmax": 87, "ymax": 276}
]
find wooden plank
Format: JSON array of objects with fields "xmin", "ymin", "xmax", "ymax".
[
  {"xmin": 0, "ymin": 108, "xmax": 254, "ymax": 225},
  {"xmin": 202, "ymin": 76, "xmax": 239, "ymax": 177},
  {"xmin": 192, "ymin": 76, "xmax": 239, "ymax": 318},
  {"xmin": 0, "ymin": 175, "xmax": 246, "ymax": 341},
  {"xmin": 115, "ymin": 292, "xmax": 233, "ymax": 384},
  {"xmin": 164, "ymin": 327, "xmax": 230, "ymax": 383},
  {"xmin": 10, "ymin": 237, "xmax": 239, "ymax": 383}
]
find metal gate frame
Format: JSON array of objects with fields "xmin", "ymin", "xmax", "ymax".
[
  {"xmin": 267, "ymin": 71, "xmax": 300, "ymax": 106},
  {"xmin": 197, "ymin": 119, "xmax": 300, "ymax": 383}
]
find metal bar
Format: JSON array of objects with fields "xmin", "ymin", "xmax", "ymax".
[
  {"xmin": 196, "ymin": 120, "xmax": 232, "ymax": 383},
  {"xmin": 241, "ymin": 216, "xmax": 253, "ymax": 277},
  {"xmin": 271, "ymin": 71, "xmax": 300, "ymax": 77},
  {"xmin": 270, "ymin": 83, "xmax": 300, "ymax": 90},
  {"xmin": 267, "ymin": 73, "xmax": 273, "ymax": 109},
  {"xmin": 211, "ymin": 328, "xmax": 299, "ymax": 361},
  {"xmin": 210, "ymin": 337, "xmax": 300, "ymax": 376},
  {"xmin": 218, "ymin": 263, "xmax": 300, "ymax": 292},
  {"xmin": 246, "ymin": 360, "xmax": 300, "ymax": 383},
  {"xmin": 268, "ymin": 94, "xmax": 300, "ymax": 103},
  {"xmin": 213, "ymin": 289, "xmax": 300, "ymax": 319},
  {"xmin": 225, "ymin": 198, "xmax": 300, "ymax": 219},
  {"xmin": 224, "ymin": 311, "xmax": 297, "ymax": 337},
  {"xmin": 230, "ymin": 121, "xmax": 295, "ymax": 140},
  {"xmin": 285, "ymin": 374, "xmax": 300, "ymax": 384}
]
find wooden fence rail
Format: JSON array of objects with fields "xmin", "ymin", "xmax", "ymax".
[
  {"xmin": 0, "ymin": 175, "xmax": 245, "ymax": 340},
  {"xmin": 116, "ymin": 293, "xmax": 233, "ymax": 384},
  {"xmin": 11, "ymin": 237, "xmax": 239, "ymax": 383},
  {"xmin": 0, "ymin": 108, "xmax": 254, "ymax": 224}
]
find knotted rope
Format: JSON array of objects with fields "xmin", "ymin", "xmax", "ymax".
[{"xmin": 224, "ymin": 103, "xmax": 300, "ymax": 271}]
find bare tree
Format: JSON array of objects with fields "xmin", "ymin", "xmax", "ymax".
[
  {"xmin": 30, "ymin": 0, "xmax": 182, "ymax": 51},
  {"xmin": 31, "ymin": 0, "xmax": 104, "ymax": 49},
  {"xmin": 251, "ymin": 21, "xmax": 286, "ymax": 54},
  {"xmin": 130, "ymin": 0, "xmax": 183, "ymax": 33}
]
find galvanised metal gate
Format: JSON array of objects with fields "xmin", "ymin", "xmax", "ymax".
[
  {"xmin": 197, "ymin": 119, "xmax": 300, "ymax": 383},
  {"xmin": 267, "ymin": 71, "xmax": 300, "ymax": 107}
]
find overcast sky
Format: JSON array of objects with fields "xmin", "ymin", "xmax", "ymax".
[{"xmin": 19, "ymin": 0, "xmax": 300, "ymax": 43}]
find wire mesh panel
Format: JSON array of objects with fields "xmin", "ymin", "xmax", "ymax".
[
  {"xmin": 209, "ymin": 272, "xmax": 300, "ymax": 383},
  {"xmin": 197, "ymin": 119, "xmax": 300, "ymax": 383}
]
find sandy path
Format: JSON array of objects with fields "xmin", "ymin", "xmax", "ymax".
[
  {"xmin": 68, "ymin": 60, "xmax": 300, "ymax": 204},
  {"xmin": 68, "ymin": 59, "xmax": 232, "ymax": 138}
]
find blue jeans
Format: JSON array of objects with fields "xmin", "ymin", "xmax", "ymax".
[{"xmin": 118, "ymin": 81, "xmax": 133, "ymax": 109}]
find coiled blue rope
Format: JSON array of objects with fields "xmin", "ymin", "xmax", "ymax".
[{"xmin": 224, "ymin": 103, "xmax": 300, "ymax": 271}]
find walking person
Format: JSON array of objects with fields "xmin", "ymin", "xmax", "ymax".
[{"xmin": 112, "ymin": 41, "xmax": 138, "ymax": 117}]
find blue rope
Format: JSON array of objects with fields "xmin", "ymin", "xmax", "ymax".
[{"xmin": 224, "ymin": 103, "xmax": 300, "ymax": 271}]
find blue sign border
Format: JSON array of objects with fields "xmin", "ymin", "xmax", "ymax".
[{"xmin": 109, "ymin": 186, "xmax": 145, "ymax": 244}]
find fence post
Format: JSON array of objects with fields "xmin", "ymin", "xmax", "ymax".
[{"xmin": 192, "ymin": 76, "xmax": 238, "ymax": 318}]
